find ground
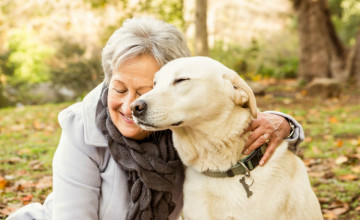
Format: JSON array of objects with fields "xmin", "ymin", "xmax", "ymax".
[{"xmin": 0, "ymin": 79, "xmax": 359, "ymax": 219}]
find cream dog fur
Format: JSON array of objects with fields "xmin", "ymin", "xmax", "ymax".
[{"xmin": 131, "ymin": 56, "xmax": 323, "ymax": 220}]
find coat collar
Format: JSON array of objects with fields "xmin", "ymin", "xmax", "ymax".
[{"xmin": 82, "ymin": 82, "xmax": 108, "ymax": 147}]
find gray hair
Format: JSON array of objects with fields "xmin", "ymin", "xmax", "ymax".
[{"xmin": 102, "ymin": 17, "xmax": 191, "ymax": 84}]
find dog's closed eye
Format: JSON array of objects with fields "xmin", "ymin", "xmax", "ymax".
[{"xmin": 173, "ymin": 77, "xmax": 190, "ymax": 85}]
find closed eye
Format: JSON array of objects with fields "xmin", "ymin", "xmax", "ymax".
[{"xmin": 173, "ymin": 77, "xmax": 190, "ymax": 85}]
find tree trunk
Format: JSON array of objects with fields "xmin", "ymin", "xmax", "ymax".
[
  {"xmin": 195, "ymin": 0, "xmax": 209, "ymax": 56},
  {"xmin": 349, "ymin": 31, "xmax": 360, "ymax": 83},
  {"xmin": 293, "ymin": 0, "xmax": 348, "ymax": 82}
]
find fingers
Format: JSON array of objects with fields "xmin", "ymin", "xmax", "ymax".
[
  {"xmin": 243, "ymin": 133, "xmax": 269, "ymax": 154},
  {"xmin": 242, "ymin": 112, "xmax": 290, "ymax": 165},
  {"xmin": 243, "ymin": 119, "xmax": 259, "ymax": 135},
  {"xmin": 259, "ymin": 137, "xmax": 282, "ymax": 166}
]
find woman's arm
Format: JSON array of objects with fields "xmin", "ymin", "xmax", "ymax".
[
  {"xmin": 51, "ymin": 110, "xmax": 102, "ymax": 220},
  {"xmin": 242, "ymin": 111, "xmax": 304, "ymax": 165}
]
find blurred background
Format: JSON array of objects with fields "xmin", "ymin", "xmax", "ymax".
[{"xmin": 0, "ymin": 0, "xmax": 359, "ymax": 219}]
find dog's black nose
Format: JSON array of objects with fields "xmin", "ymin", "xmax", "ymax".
[{"xmin": 130, "ymin": 100, "xmax": 147, "ymax": 117}]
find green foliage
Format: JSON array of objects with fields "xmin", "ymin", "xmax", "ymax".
[
  {"xmin": 329, "ymin": 0, "xmax": 360, "ymax": 46},
  {"xmin": 4, "ymin": 29, "xmax": 54, "ymax": 85},
  {"xmin": 0, "ymin": 29, "xmax": 55, "ymax": 106},
  {"xmin": 210, "ymin": 40, "xmax": 299, "ymax": 80},
  {"xmin": 99, "ymin": 0, "xmax": 185, "ymax": 48},
  {"xmin": 143, "ymin": 0, "xmax": 185, "ymax": 31},
  {"xmin": 84, "ymin": 0, "xmax": 120, "ymax": 8},
  {"xmin": 49, "ymin": 39, "xmax": 103, "ymax": 98}
]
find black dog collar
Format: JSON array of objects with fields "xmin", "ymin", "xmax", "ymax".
[{"xmin": 202, "ymin": 144, "xmax": 266, "ymax": 178}]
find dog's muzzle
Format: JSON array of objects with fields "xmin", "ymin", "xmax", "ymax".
[{"xmin": 130, "ymin": 100, "xmax": 147, "ymax": 118}]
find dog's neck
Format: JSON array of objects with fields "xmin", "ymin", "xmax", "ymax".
[{"xmin": 171, "ymin": 107, "xmax": 252, "ymax": 172}]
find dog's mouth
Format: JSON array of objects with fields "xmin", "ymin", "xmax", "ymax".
[
  {"xmin": 135, "ymin": 119, "xmax": 183, "ymax": 130},
  {"xmin": 171, "ymin": 121, "xmax": 183, "ymax": 126}
]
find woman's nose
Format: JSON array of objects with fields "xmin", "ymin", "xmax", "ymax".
[{"xmin": 122, "ymin": 93, "xmax": 137, "ymax": 115}]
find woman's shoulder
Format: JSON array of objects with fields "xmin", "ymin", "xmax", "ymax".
[
  {"xmin": 58, "ymin": 102, "xmax": 84, "ymax": 136},
  {"xmin": 57, "ymin": 83, "xmax": 108, "ymax": 148},
  {"xmin": 56, "ymin": 101, "xmax": 110, "ymax": 170}
]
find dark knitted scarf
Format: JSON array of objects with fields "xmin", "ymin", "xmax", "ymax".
[{"xmin": 95, "ymin": 85, "xmax": 181, "ymax": 220}]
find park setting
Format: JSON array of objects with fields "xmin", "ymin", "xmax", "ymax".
[{"xmin": 0, "ymin": 0, "xmax": 360, "ymax": 219}]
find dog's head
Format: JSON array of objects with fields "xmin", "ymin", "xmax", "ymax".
[{"xmin": 131, "ymin": 56, "xmax": 257, "ymax": 131}]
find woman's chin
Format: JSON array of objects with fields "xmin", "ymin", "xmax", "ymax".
[{"xmin": 118, "ymin": 124, "xmax": 150, "ymax": 140}]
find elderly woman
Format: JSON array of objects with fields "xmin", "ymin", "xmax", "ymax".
[{"xmin": 7, "ymin": 17, "xmax": 304, "ymax": 220}]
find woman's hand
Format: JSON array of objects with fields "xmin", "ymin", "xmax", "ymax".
[{"xmin": 242, "ymin": 112, "xmax": 291, "ymax": 166}]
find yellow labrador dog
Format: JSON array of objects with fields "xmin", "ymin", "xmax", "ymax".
[{"xmin": 131, "ymin": 56, "xmax": 322, "ymax": 220}]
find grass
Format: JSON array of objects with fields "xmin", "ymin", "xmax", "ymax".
[{"xmin": 0, "ymin": 81, "xmax": 360, "ymax": 219}]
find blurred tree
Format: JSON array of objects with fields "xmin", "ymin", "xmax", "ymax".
[
  {"xmin": 292, "ymin": 0, "xmax": 360, "ymax": 83},
  {"xmin": 329, "ymin": 0, "xmax": 360, "ymax": 46},
  {"xmin": 49, "ymin": 39, "xmax": 103, "ymax": 99},
  {"xmin": 195, "ymin": 0, "xmax": 209, "ymax": 56},
  {"xmin": 349, "ymin": 31, "xmax": 360, "ymax": 82}
]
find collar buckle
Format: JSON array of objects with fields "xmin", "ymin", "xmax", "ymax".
[{"xmin": 238, "ymin": 161, "xmax": 250, "ymax": 177}]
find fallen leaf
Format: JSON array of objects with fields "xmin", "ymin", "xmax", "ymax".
[
  {"xmin": 338, "ymin": 174, "xmax": 358, "ymax": 181},
  {"xmin": 304, "ymin": 137, "xmax": 313, "ymax": 143},
  {"xmin": 29, "ymin": 160, "xmax": 44, "ymax": 170},
  {"xmin": 318, "ymin": 197, "xmax": 331, "ymax": 204},
  {"xmin": 301, "ymin": 90, "xmax": 307, "ymax": 96},
  {"xmin": 0, "ymin": 175, "xmax": 7, "ymax": 189},
  {"xmin": 351, "ymin": 166, "xmax": 360, "ymax": 173},
  {"xmin": 335, "ymin": 140, "xmax": 343, "ymax": 148},
  {"xmin": 340, "ymin": 112, "xmax": 348, "ymax": 118},
  {"xmin": 350, "ymin": 139, "xmax": 359, "ymax": 146},
  {"xmin": 324, "ymin": 171, "xmax": 335, "ymax": 179},
  {"xmin": 323, "ymin": 135, "xmax": 332, "ymax": 140},
  {"xmin": 13, "ymin": 179, "xmax": 34, "ymax": 191},
  {"xmin": 335, "ymin": 155, "xmax": 348, "ymax": 165},
  {"xmin": 323, "ymin": 211, "xmax": 337, "ymax": 219},
  {"xmin": 0, "ymin": 203, "xmax": 22, "ymax": 216},
  {"xmin": 17, "ymin": 148, "xmax": 31, "ymax": 156},
  {"xmin": 303, "ymin": 158, "xmax": 318, "ymax": 167},
  {"xmin": 312, "ymin": 146, "xmax": 322, "ymax": 154},
  {"xmin": 9, "ymin": 124, "xmax": 25, "ymax": 132},
  {"xmin": 4, "ymin": 157, "xmax": 22, "ymax": 164},
  {"xmin": 327, "ymin": 200, "xmax": 345, "ymax": 209},
  {"xmin": 5, "ymin": 175, "xmax": 16, "ymax": 180},
  {"xmin": 283, "ymin": 99, "xmax": 292, "ymax": 104},
  {"xmin": 36, "ymin": 176, "xmax": 53, "ymax": 190},
  {"xmin": 349, "ymin": 153, "xmax": 360, "ymax": 160},
  {"xmin": 21, "ymin": 194, "xmax": 33, "ymax": 205},
  {"xmin": 33, "ymin": 121, "xmax": 45, "ymax": 130},
  {"xmin": 332, "ymin": 203, "xmax": 349, "ymax": 216},
  {"xmin": 308, "ymin": 171, "xmax": 325, "ymax": 178},
  {"xmin": 329, "ymin": 117, "xmax": 338, "ymax": 124},
  {"xmin": 263, "ymin": 94, "xmax": 274, "ymax": 100}
]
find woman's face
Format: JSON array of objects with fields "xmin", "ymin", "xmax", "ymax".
[{"xmin": 108, "ymin": 54, "xmax": 160, "ymax": 140}]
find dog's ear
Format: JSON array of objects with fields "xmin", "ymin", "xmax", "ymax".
[{"xmin": 223, "ymin": 70, "xmax": 257, "ymax": 118}]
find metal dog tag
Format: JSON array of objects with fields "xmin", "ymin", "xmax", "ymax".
[{"xmin": 240, "ymin": 176, "xmax": 253, "ymax": 198}]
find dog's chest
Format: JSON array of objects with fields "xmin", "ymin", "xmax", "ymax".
[
  {"xmin": 181, "ymin": 143, "xmax": 293, "ymax": 220},
  {"xmin": 182, "ymin": 167, "xmax": 268, "ymax": 220}
]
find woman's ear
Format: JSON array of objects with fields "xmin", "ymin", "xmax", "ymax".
[{"xmin": 223, "ymin": 69, "xmax": 258, "ymax": 118}]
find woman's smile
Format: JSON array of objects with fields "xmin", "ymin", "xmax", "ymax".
[{"xmin": 120, "ymin": 112, "xmax": 134, "ymax": 124}]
